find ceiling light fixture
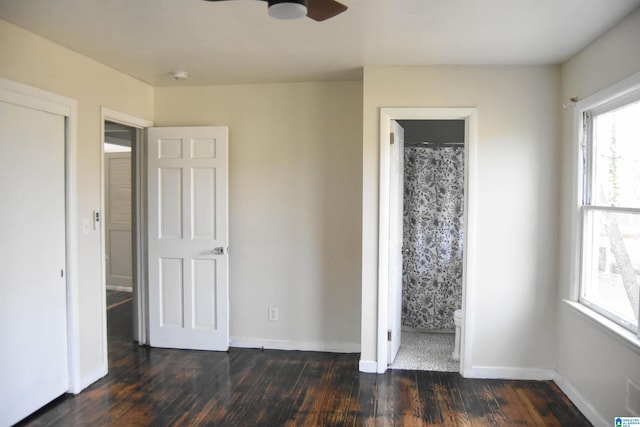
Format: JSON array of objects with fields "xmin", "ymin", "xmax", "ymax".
[{"xmin": 267, "ymin": 0, "xmax": 307, "ymax": 20}]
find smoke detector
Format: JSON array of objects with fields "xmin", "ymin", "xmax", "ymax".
[{"xmin": 171, "ymin": 69, "xmax": 188, "ymax": 80}]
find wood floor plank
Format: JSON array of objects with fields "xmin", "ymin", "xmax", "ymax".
[
  {"xmin": 398, "ymin": 373, "xmax": 424, "ymax": 425},
  {"xmin": 17, "ymin": 300, "xmax": 593, "ymax": 427}
]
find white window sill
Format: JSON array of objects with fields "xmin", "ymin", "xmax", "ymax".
[{"xmin": 563, "ymin": 300, "xmax": 640, "ymax": 355}]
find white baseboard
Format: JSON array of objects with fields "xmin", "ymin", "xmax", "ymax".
[
  {"xmin": 229, "ymin": 337, "xmax": 360, "ymax": 354},
  {"xmin": 106, "ymin": 285, "xmax": 132, "ymax": 292},
  {"xmin": 358, "ymin": 359, "xmax": 378, "ymax": 373},
  {"xmin": 76, "ymin": 364, "xmax": 108, "ymax": 394},
  {"xmin": 553, "ymin": 373, "xmax": 608, "ymax": 427},
  {"xmin": 463, "ymin": 366, "xmax": 556, "ymax": 381}
]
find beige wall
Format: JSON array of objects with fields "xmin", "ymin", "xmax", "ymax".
[
  {"xmin": 155, "ymin": 82, "xmax": 363, "ymax": 350},
  {"xmin": 557, "ymin": 8, "xmax": 640, "ymax": 424},
  {"xmin": 0, "ymin": 19, "xmax": 154, "ymax": 384},
  {"xmin": 361, "ymin": 65, "xmax": 561, "ymax": 373},
  {"xmin": 1, "ymin": 15, "xmax": 363, "ymax": 381}
]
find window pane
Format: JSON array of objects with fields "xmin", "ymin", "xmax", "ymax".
[
  {"xmin": 592, "ymin": 100, "xmax": 640, "ymax": 208},
  {"xmin": 583, "ymin": 210, "xmax": 640, "ymax": 330}
]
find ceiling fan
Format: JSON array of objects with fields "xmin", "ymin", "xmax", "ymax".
[{"xmin": 203, "ymin": 0, "xmax": 348, "ymax": 22}]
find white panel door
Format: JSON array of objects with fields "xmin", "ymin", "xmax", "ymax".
[
  {"xmin": 147, "ymin": 126, "xmax": 229, "ymax": 351},
  {"xmin": 388, "ymin": 120, "xmax": 404, "ymax": 365},
  {"xmin": 0, "ymin": 101, "xmax": 68, "ymax": 425},
  {"xmin": 105, "ymin": 153, "xmax": 133, "ymax": 289}
]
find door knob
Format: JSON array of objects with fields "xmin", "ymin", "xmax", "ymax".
[{"xmin": 213, "ymin": 247, "xmax": 227, "ymax": 255}]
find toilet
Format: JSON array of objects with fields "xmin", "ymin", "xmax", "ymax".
[{"xmin": 452, "ymin": 309, "xmax": 463, "ymax": 361}]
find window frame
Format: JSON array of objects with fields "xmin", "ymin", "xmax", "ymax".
[
  {"xmin": 572, "ymin": 73, "xmax": 640, "ymax": 341},
  {"xmin": 580, "ymin": 207, "xmax": 640, "ymax": 332}
]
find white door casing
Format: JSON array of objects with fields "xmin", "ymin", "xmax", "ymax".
[
  {"xmin": 105, "ymin": 152, "xmax": 133, "ymax": 290},
  {"xmin": 376, "ymin": 107, "xmax": 477, "ymax": 375},
  {"xmin": 0, "ymin": 101, "xmax": 68, "ymax": 425},
  {"xmin": 101, "ymin": 108, "xmax": 153, "ymax": 349},
  {"xmin": 147, "ymin": 126, "xmax": 229, "ymax": 351},
  {"xmin": 387, "ymin": 121, "xmax": 404, "ymax": 365}
]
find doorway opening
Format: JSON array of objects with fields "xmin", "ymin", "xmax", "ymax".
[
  {"xmin": 103, "ymin": 121, "xmax": 136, "ymax": 350},
  {"xmin": 391, "ymin": 119, "xmax": 464, "ymax": 372},
  {"xmin": 100, "ymin": 108, "xmax": 153, "ymax": 369},
  {"xmin": 377, "ymin": 107, "xmax": 477, "ymax": 376}
]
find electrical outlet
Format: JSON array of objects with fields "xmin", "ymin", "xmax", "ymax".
[{"xmin": 268, "ymin": 307, "xmax": 278, "ymax": 321}]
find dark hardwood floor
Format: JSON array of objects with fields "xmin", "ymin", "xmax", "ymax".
[{"xmin": 19, "ymin": 293, "xmax": 591, "ymax": 426}]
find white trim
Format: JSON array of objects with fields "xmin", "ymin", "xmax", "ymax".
[
  {"xmin": 568, "ymin": 104, "xmax": 584, "ymax": 302},
  {"xmin": 100, "ymin": 108, "xmax": 153, "ymax": 354},
  {"xmin": 230, "ymin": 337, "xmax": 361, "ymax": 353},
  {"xmin": 563, "ymin": 300, "xmax": 640, "ymax": 354},
  {"xmin": 358, "ymin": 360, "xmax": 378, "ymax": 373},
  {"xmin": 133, "ymin": 128, "xmax": 149, "ymax": 345},
  {"xmin": 65, "ymin": 100, "xmax": 80, "ymax": 394},
  {"xmin": 376, "ymin": 111, "xmax": 392, "ymax": 373},
  {"xmin": 98, "ymin": 117, "xmax": 108, "ymax": 372},
  {"xmin": 0, "ymin": 77, "xmax": 81, "ymax": 393},
  {"xmin": 554, "ymin": 374, "xmax": 609, "ymax": 427},
  {"xmin": 375, "ymin": 107, "xmax": 478, "ymax": 376},
  {"xmin": 583, "ymin": 205, "xmax": 640, "ymax": 214},
  {"xmin": 569, "ymin": 72, "xmax": 640, "ymax": 335},
  {"xmin": 463, "ymin": 366, "xmax": 555, "ymax": 381},
  {"xmin": 78, "ymin": 364, "xmax": 108, "ymax": 392},
  {"xmin": 0, "ymin": 88, "xmax": 70, "ymax": 116},
  {"xmin": 106, "ymin": 285, "xmax": 133, "ymax": 293},
  {"xmin": 101, "ymin": 108, "xmax": 153, "ymax": 129},
  {"xmin": 575, "ymin": 72, "xmax": 640, "ymax": 114},
  {"xmin": 461, "ymin": 111, "xmax": 478, "ymax": 379}
]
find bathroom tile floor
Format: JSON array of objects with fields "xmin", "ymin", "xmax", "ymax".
[{"xmin": 391, "ymin": 331, "xmax": 460, "ymax": 372}]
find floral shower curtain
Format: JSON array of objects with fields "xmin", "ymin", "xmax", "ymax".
[{"xmin": 402, "ymin": 145, "xmax": 464, "ymax": 330}]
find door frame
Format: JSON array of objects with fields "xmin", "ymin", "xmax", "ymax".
[
  {"xmin": 100, "ymin": 108, "xmax": 153, "ymax": 362},
  {"xmin": 377, "ymin": 107, "xmax": 478, "ymax": 375},
  {"xmin": 0, "ymin": 77, "xmax": 81, "ymax": 391}
]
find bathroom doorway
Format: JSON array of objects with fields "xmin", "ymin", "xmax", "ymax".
[
  {"xmin": 391, "ymin": 119, "xmax": 464, "ymax": 372},
  {"xmin": 376, "ymin": 107, "xmax": 477, "ymax": 375}
]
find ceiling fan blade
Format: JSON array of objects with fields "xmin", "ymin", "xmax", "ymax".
[{"xmin": 306, "ymin": 0, "xmax": 347, "ymax": 21}]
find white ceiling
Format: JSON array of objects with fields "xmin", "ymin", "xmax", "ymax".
[{"xmin": 1, "ymin": 0, "xmax": 638, "ymax": 86}]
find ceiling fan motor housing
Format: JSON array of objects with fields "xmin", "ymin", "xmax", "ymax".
[{"xmin": 267, "ymin": 0, "xmax": 307, "ymax": 20}]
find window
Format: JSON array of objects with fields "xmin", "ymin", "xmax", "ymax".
[{"xmin": 579, "ymin": 89, "xmax": 640, "ymax": 336}]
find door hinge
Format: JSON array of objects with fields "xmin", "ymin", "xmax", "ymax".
[
  {"xmin": 60, "ymin": 269, "xmax": 64, "ymax": 278},
  {"xmin": 390, "ymin": 132, "xmax": 395, "ymax": 145},
  {"xmin": 387, "ymin": 329, "xmax": 392, "ymax": 342}
]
